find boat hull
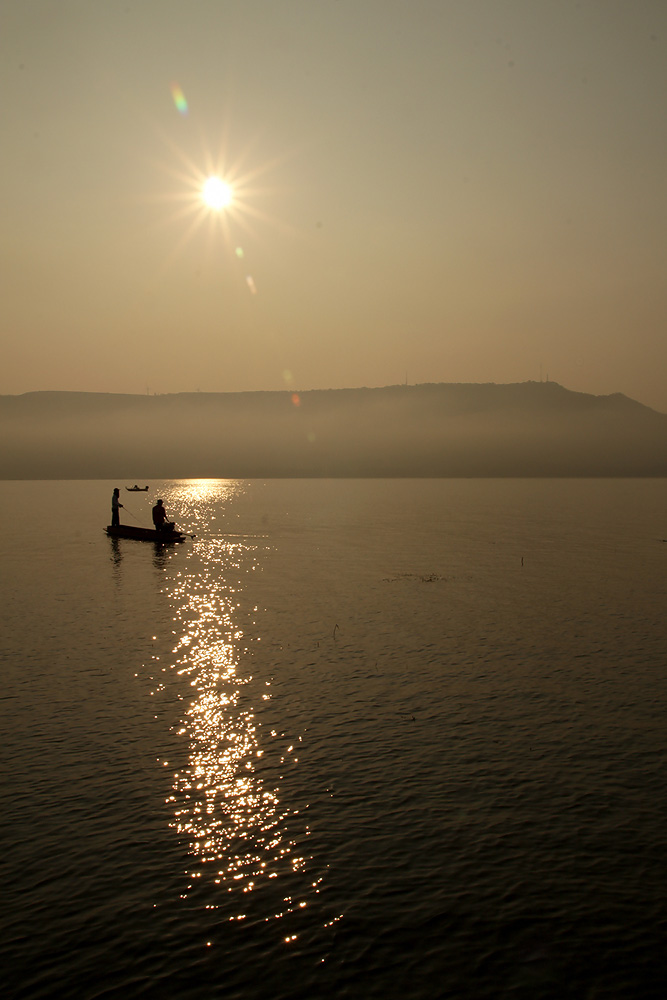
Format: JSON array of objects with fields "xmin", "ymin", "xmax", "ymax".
[{"xmin": 105, "ymin": 525, "xmax": 186, "ymax": 543}]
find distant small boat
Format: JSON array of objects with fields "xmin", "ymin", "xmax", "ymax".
[
  {"xmin": 126, "ymin": 485, "xmax": 149, "ymax": 492},
  {"xmin": 106, "ymin": 524, "xmax": 186, "ymax": 543}
]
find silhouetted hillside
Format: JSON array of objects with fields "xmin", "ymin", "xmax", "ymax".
[{"xmin": 1, "ymin": 382, "xmax": 666, "ymax": 478}]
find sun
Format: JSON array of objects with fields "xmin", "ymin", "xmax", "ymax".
[
  {"xmin": 150, "ymin": 122, "xmax": 301, "ymax": 264},
  {"xmin": 202, "ymin": 176, "xmax": 233, "ymax": 210}
]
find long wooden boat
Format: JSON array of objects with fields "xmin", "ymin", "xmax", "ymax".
[
  {"xmin": 106, "ymin": 524, "xmax": 186, "ymax": 543},
  {"xmin": 126, "ymin": 486, "xmax": 149, "ymax": 491}
]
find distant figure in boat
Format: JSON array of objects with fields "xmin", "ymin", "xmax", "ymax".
[
  {"xmin": 111, "ymin": 488, "xmax": 123, "ymax": 527},
  {"xmin": 152, "ymin": 498, "xmax": 168, "ymax": 532}
]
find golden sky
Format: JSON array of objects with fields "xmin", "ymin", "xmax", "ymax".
[{"xmin": 2, "ymin": 0, "xmax": 666, "ymax": 411}]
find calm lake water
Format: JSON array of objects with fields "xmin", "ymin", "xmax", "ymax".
[{"xmin": 2, "ymin": 478, "xmax": 667, "ymax": 999}]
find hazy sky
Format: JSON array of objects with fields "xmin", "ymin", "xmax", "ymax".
[{"xmin": 2, "ymin": 0, "xmax": 666, "ymax": 410}]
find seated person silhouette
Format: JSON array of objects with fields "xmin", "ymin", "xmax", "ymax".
[{"xmin": 152, "ymin": 499, "xmax": 168, "ymax": 532}]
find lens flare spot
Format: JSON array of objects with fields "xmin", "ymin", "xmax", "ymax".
[
  {"xmin": 245, "ymin": 275, "xmax": 257, "ymax": 295},
  {"xmin": 170, "ymin": 82, "xmax": 188, "ymax": 115},
  {"xmin": 291, "ymin": 394, "xmax": 301, "ymax": 407}
]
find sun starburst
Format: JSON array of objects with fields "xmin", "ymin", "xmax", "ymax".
[
  {"xmin": 202, "ymin": 176, "xmax": 233, "ymax": 210},
  {"xmin": 147, "ymin": 120, "xmax": 300, "ymax": 268}
]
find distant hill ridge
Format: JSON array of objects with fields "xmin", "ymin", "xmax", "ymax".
[
  {"xmin": 1, "ymin": 381, "xmax": 665, "ymax": 478},
  {"xmin": 3, "ymin": 379, "xmax": 662, "ymax": 410}
]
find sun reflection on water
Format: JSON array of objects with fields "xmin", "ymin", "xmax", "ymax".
[
  {"xmin": 157, "ymin": 481, "xmax": 310, "ymax": 916},
  {"xmin": 167, "ymin": 479, "xmax": 233, "ymax": 507}
]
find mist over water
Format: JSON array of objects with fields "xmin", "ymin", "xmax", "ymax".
[
  {"xmin": 2, "ymin": 382, "xmax": 666, "ymax": 478},
  {"xmin": 2, "ymin": 478, "xmax": 667, "ymax": 999}
]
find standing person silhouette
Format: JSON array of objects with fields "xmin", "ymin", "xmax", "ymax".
[
  {"xmin": 152, "ymin": 498, "xmax": 168, "ymax": 533},
  {"xmin": 111, "ymin": 488, "xmax": 123, "ymax": 527}
]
